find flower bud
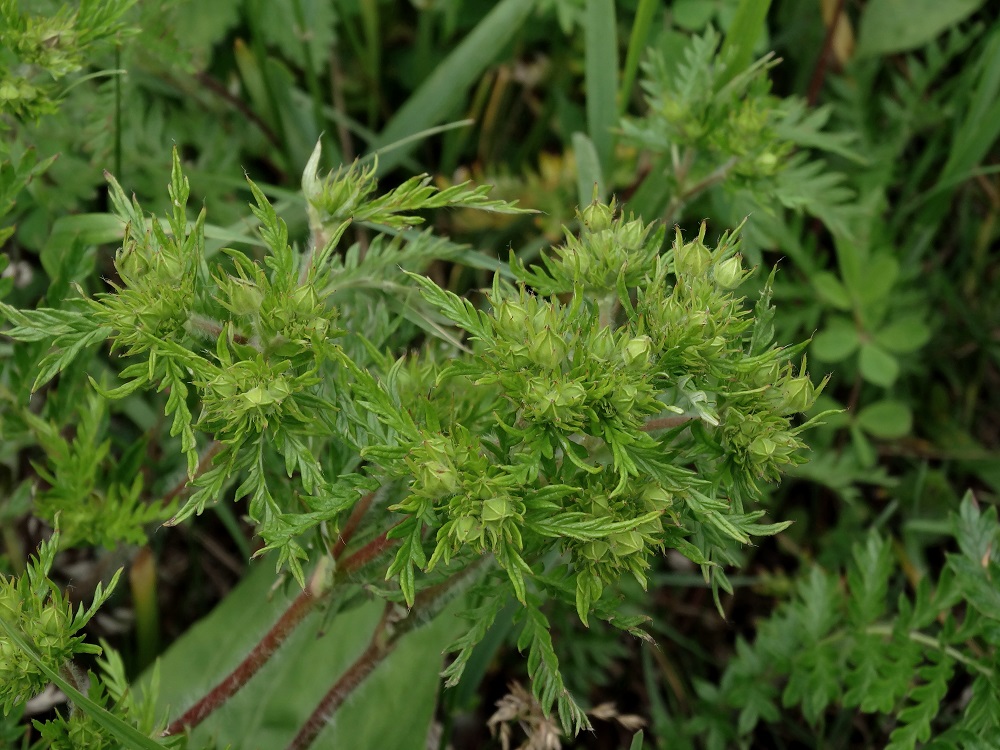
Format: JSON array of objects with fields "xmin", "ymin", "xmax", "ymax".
[
  {"xmin": 580, "ymin": 200, "xmax": 613, "ymax": 233},
  {"xmin": 780, "ymin": 375, "xmax": 816, "ymax": 414},
  {"xmin": 452, "ymin": 516, "xmax": 480, "ymax": 543},
  {"xmin": 483, "ymin": 495, "xmax": 513, "ymax": 523},
  {"xmin": 589, "ymin": 327, "xmax": 616, "ymax": 361},
  {"xmin": 618, "ymin": 219, "xmax": 647, "ymax": 251},
  {"xmin": 226, "ymin": 279, "xmax": 264, "ymax": 316},
  {"xmin": 528, "ymin": 326, "xmax": 568, "ymax": 369},
  {"xmin": 713, "ymin": 255, "xmax": 744, "ymax": 289},
  {"xmin": 609, "ymin": 530, "xmax": 644, "ymax": 556},
  {"xmin": 623, "ymin": 335, "xmax": 652, "ymax": 368},
  {"xmin": 673, "ymin": 226, "xmax": 712, "ymax": 278},
  {"xmin": 641, "ymin": 485, "xmax": 673, "ymax": 510},
  {"xmin": 581, "ymin": 540, "xmax": 610, "ymax": 562},
  {"xmin": 495, "ymin": 300, "xmax": 530, "ymax": 333}
]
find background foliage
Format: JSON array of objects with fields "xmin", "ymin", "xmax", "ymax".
[{"xmin": 1, "ymin": 0, "xmax": 998, "ymax": 748}]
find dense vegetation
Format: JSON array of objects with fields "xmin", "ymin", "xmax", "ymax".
[{"xmin": 1, "ymin": 1, "xmax": 998, "ymax": 748}]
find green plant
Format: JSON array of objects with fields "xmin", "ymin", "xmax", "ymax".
[{"xmin": 0, "ymin": 124, "xmax": 825, "ymax": 744}]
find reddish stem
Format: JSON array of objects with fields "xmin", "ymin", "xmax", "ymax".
[
  {"xmin": 331, "ymin": 491, "xmax": 375, "ymax": 559},
  {"xmin": 285, "ymin": 606, "xmax": 399, "ymax": 750},
  {"xmin": 163, "ymin": 440, "xmax": 224, "ymax": 504},
  {"xmin": 335, "ymin": 525, "xmax": 401, "ymax": 578},
  {"xmin": 160, "ymin": 519, "xmax": 400, "ymax": 737},
  {"xmin": 162, "ymin": 587, "xmax": 316, "ymax": 736},
  {"xmin": 806, "ymin": 0, "xmax": 846, "ymax": 106},
  {"xmin": 642, "ymin": 415, "xmax": 694, "ymax": 432}
]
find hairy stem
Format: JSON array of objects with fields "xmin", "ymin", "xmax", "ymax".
[
  {"xmin": 163, "ymin": 440, "xmax": 224, "ymax": 504},
  {"xmin": 162, "ymin": 587, "xmax": 317, "ymax": 737},
  {"xmin": 286, "ymin": 566, "xmax": 484, "ymax": 750},
  {"xmin": 162, "ymin": 496, "xmax": 390, "ymax": 737}
]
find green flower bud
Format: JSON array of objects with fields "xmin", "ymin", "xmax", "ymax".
[
  {"xmin": 713, "ymin": 255, "xmax": 745, "ymax": 289},
  {"xmin": 528, "ymin": 325, "xmax": 568, "ymax": 369},
  {"xmin": 243, "ymin": 384, "xmax": 276, "ymax": 406},
  {"xmin": 452, "ymin": 516, "xmax": 480, "ymax": 543},
  {"xmin": 609, "ymin": 382, "xmax": 639, "ymax": 413},
  {"xmin": 580, "ymin": 200, "xmax": 613, "ymax": 233},
  {"xmin": 495, "ymin": 300, "xmax": 530, "ymax": 333},
  {"xmin": 36, "ymin": 606, "xmax": 67, "ymax": 649},
  {"xmin": 623, "ymin": 335, "xmax": 652, "ymax": 368},
  {"xmin": 618, "ymin": 218, "xmax": 647, "ymax": 251},
  {"xmin": 673, "ymin": 224, "xmax": 712, "ymax": 278},
  {"xmin": 581, "ymin": 540, "xmax": 610, "ymax": 562},
  {"xmin": 226, "ymin": 279, "xmax": 264, "ymax": 316},
  {"xmin": 641, "ymin": 485, "xmax": 673, "ymax": 510},
  {"xmin": 780, "ymin": 375, "xmax": 816, "ymax": 414},
  {"xmin": 483, "ymin": 495, "xmax": 513, "ymax": 523},
  {"xmin": 589, "ymin": 327, "xmax": 617, "ymax": 361},
  {"xmin": 609, "ymin": 530, "xmax": 644, "ymax": 556},
  {"xmin": 559, "ymin": 243, "xmax": 592, "ymax": 276},
  {"xmin": 526, "ymin": 378, "xmax": 586, "ymax": 422}
]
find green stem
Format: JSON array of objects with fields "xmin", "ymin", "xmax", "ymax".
[{"xmin": 865, "ymin": 624, "xmax": 995, "ymax": 678}]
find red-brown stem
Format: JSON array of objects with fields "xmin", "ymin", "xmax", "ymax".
[
  {"xmin": 806, "ymin": 0, "xmax": 846, "ymax": 106},
  {"xmin": 335, "ymin": 525, "xmax": 402, "ymax": 578},
  {"xmin": 162, "ymin": 588, "xmax": 316, "ymax": 737},
  {"xmin": 285, "ymin": 606, "xmax": 399, "ymax": 750},
  {"xmin": 285, "ymin": 572, "xmax": 463, "ymax": 750},
  {"xmin": 163, "ymin": 440, "xmax": 224, "ymax": 504},
  {"xmin": 161, "ymin": 520, "xmax": 401, "ymax": 737},
  {"xmin": 331, "ymin": 491, "xmax": 375, "ymax": 560}
]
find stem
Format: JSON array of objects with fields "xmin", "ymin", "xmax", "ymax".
[
  {"xmin": 335, "ymin": 524, "xmax": 402, "ymax": 580},
  {"xmin": 642, "ymin": 415, "xmax": 694, "ymax": 432},
  {"xmin": 163, "ymin": 440, "xmax": 224, "ymax": 504},
  {"xmin": 865, "ymin": 624, "xmax": 995, "ymax": 678},
  {"xmin": 162, "ymin": 587, "xmax": 318, "ymax": 737},
  {"xmin": 331, "ymin": 491, "xmax": 375, "ymax": 559},
  {"xmin": 664, "ymin": 156, "xmax": 739, "ymax": 225},
  {"xmin": 161, "ymin": 516, "xmax": 399, "ymax": 737},
  {"xmin": 285, "ymin": 603, "xmax": 399, "ymax": 750},
  {"xmin": 286, "ymin": 565, "xmax": 485, "ymax": 750}
]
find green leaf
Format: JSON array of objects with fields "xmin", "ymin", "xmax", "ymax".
[
  {"xmin": 812, "ymin": 271, "xmax": 852, "ymax": 311},
  {"xmin": 874, "ymin": 315, "xmax": 932, "ymax": 355},
  {"xmin": 811, "ymin": 317, "xmax": 860, "ymax": 362},
  {"xmin": 718, "ymin": 0, "xmax": 772, "ymax": 89},
  {"xmin": 585, "ymin": 0, "xmax": 618, "ymax": 178},
  {"xmin": 856, "ymin": 400, "xmax": 913, "ymax": 439},
  {"xmin": 145, "ymin": 564, "xmax": 461, "ymax": 750},
  {"xmin": 856, "ymin": 0, "xmax": 985, "ymax": 58},
  {"xmin": 619, "ymin": 0, "xmax": 658, "ymax": 115},
  {"xmin": 858, "ymin": 343, "xmax": 899, "ymax": 387},
  {"xmin": 573, "ymin": 132, "xmax": 605, "ymax": 205}
]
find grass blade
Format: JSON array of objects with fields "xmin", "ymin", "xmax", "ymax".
[
  {"xmin": 620, "ymin": 0, "xmax": 658, "ymax": 115},
  {"xmin": 718, "ymin": 0, "xmax": 772, "ymax": 89},
  {"xmin": 371, "ymin": 0, "xmax": 535, "ymax": 175},
  {"xmin": 585, "ymin": 0, "xmax": 619, "ymax": 178}
]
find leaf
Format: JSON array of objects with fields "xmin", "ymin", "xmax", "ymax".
[
  {"xmin": 858, "ymin": 343, "xmax": 899, "ymax": 387},
  {"xmin": 811, "ymin": 316, "xmax": 860, "ymax": 362},
  {"xmin": 874, "ymin": 315, "xmax": 932, "ymax": 354},
  {"xmin": 856, "ymin": 400, "xmax": 913, "ymax": 439},
  {"xmin": 718, "ymin": 0, "xmax": 772, "ymax": 89},
  {"xmin": 811, "ymin": 272, "xmax": 852, "ymax": 311},
  {"xmin": 585, "ymin": 0, "xmax": 618, "ymax": 178},
  {"xmin": 144, "ymin": 564, "xmax": 461, "ymax": 750},
  {"xmin": 573, "ymin": 132, "xmax": 605, "ymax": 205},
  {"xmin": 856, "ymin": 0, "xmax": 985, "ymax": 58}
]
